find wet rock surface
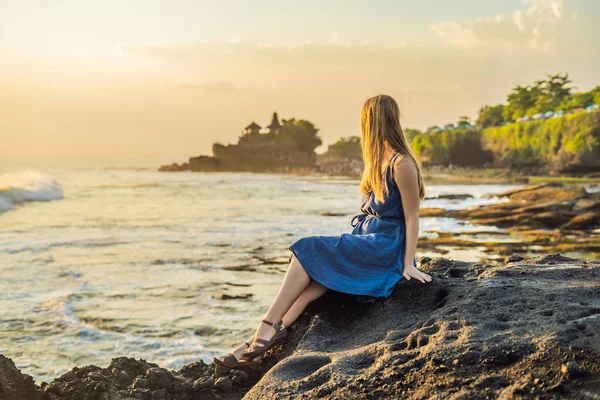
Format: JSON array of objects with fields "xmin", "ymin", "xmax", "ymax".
[
  {"xmin": 419, "ymin": 183, "xmax": 600, "ymax": 256},
  {"xmin": 2, "ymin": 254, "xmax": 599, "ymax": 399}
]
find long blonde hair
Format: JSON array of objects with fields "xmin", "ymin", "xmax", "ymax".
[{"xmin": 359, "ymin": 94, "xmax": 425, "ymax": 202}]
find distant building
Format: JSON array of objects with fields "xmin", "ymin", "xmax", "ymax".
[
  {"xmin": 267, "ymin": 112, "xmax": 282, "ymax": 134},
  {"xmin": 245, "ymin": 122, "xmax": 262, "ymax": 135}
]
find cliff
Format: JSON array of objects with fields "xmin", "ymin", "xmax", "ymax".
[
  {"xmin": 482, "ymin": 112, "xmax": 600, "ymax": 174},
  {"xmin": 2, "ymin": 255, "xmax": 599, "ymax": 399}
]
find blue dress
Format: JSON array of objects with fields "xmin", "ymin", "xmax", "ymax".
[{"xmin": 288, "ymin": 153, "xmax": 416, "ymax": 301}]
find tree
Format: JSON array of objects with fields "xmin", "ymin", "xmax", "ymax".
[
  {"xmin": 326, "ymin": 136, "xmax": 361, "ymax": 159},
  {"xmin": 560, "ymin": 85, "xmax": 600, "ymax": 109},
  {"xmin": 506, "ymin": 84, "xmax": 538, "ymax": 120},
  {"xmin": 477, "ymin": 104, "xmax": 505, "ymax": 128},
  {"xmin": 540, "ymin": 73, "xmax": 573, "ymax": 110},
  {"xmin": 275, "ymin": 118, "xmax": 322, "ymax": 153},
  {"xmin": 457, "ymin": 116, "xmax": 471, "ymax": 127}
]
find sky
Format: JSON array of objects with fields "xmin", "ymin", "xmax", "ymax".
[{"xmin": 1, "ymin": 0, "xmax": 599, "ymax": 159}]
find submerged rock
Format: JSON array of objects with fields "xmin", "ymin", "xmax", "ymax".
[{"xmin": 2, "ymin": 255, "xmax": 599, "ymax": 399}]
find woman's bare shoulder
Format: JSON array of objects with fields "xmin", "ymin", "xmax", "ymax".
[
  {"xmin": 391, "ymin": 153, "xmax": 415, "ymax": 169},
  {"xmin": 391, "ymin": 154, "xmax": 418, "ymax": 182}
]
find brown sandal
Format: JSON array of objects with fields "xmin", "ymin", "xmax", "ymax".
[
  {"xmin": 241, "ymin": 319, "xmax": 288, "ymax": 359},
  {"xmin": 212, "ymin": 342, "xmax": 262, "ymax": 374}
]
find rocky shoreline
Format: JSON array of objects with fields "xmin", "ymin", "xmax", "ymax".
[
  {"xmin": 419, "ymin": 182, "xmax": 600, "ymax": 258},
  {"xmin": 2, "ymin": 254, "xmax": 599, "ymax": 399}
]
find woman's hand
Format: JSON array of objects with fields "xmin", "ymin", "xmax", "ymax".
[{"xmin": 402, "ymin": 262, "xmax": 432, "ymax": 283}]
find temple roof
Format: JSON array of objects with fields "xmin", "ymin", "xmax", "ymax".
[
  {"xmin": 267, "ymin": 112, "xmax": 281, "ymax": 130},
  {"xmin": 245, "ymin": 122, "xmax": 262, "ymax": 130}
]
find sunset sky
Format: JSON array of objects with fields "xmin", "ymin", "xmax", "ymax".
[{"xmin": 1, "ymin": 0, "xmax": 599, "ymax": 159}]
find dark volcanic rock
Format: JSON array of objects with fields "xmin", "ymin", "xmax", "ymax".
[
  {"xmin": 421, "ymin": 183, "xmax": 600, "ymax": 255},
  {"xmin": 2, "ymin": 255, "xmax": 600, "ymax": 399},
  {"xmin": 0, "ymin": 355, "xmax": 45, "ymax": 400},
  {"xmin": 245, "ymin": 254, "xmax": 600, "ymax": 399}
]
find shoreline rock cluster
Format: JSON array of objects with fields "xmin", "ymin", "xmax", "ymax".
[
  {"xmin": 419, "ymin": 182, "xmax": 600, "ymax": 257},
  {"xmin": 2, "ymin": 254, "xmax": 599, "ymax": 399}
]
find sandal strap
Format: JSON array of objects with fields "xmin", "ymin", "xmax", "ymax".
[
  {"xmin": 252, "ymin": 338, "xmax": 270, "ymax": 346},
  {"xmin": 261, "ymin": 319, "xmax": 284, "ymax": 330}
]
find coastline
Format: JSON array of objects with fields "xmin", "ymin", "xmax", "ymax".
[{"xmin": 3, "ymin": 254, "xmax": 599, "ymax": 399}]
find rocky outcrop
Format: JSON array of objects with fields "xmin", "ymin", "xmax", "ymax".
[
  {"xmin": 2, "ymin": 255, "xmax": 599, "ymax": 399},
  {"xmin": 419, "ymin": 183, "xmax": 600, "ymax": 256},
  {"xmin": 0, "ymin": 355, "xmax": 46, "ymax": 400},
  {"xmin": 421, "ymin": 182, "xmax": 600, "ymax": 231},
  {"xmin": 245, "ymin": 254, "xmax": 600, "ymax": 399}
]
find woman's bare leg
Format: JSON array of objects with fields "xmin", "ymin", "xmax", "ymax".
[
  {"xmin": 242, "ymin": 254, "xmax": 312, "ymax": 355},
  {"xmin": 217, "ymin": 254, "xmax": 323, "ymax": 362},
  {"xmin": 281, "ymin": 280, "xmax": 328, "ymax": 327},
  {"xmin": 215, "ymin": 280, "xmax": 328, "ymax": 363}
]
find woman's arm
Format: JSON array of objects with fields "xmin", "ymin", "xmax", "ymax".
[{"xmin": 392, "ymin": 158, "xmax": 431, "ymax": 283}]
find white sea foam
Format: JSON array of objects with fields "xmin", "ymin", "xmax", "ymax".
[{"xmin": 0, "ymin": 172, "xmax": 63, "ymax": 212}]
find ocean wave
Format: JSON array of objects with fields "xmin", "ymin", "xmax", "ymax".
[{"xmin": 0, "ymin": 172, "xmax": 63, "ymax": 213}]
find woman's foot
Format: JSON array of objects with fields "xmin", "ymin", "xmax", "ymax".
[
  {"xmin": 242, "ymin": 320, "xmax": 285, "ymax": 358},
  {"xmin": 402, "ymin": 264, "xmax": 432, "ymax": 283},
  {"xmin": 215, "ymin": 340, "xmax": 262, "ymax": 364}
]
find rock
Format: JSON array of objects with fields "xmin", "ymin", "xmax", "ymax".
[
  {"xmin": 144, "ymin": 367, "xmax": 174, "ymax": 389},
  {"xmin": 230, "ymin": 370, "xmax": 250, "ymax": 386},
  {"xmin": 0, "ymin": 355, "xmax": 44, "ymax": 400},
  {"xmin": 561, "ymin": 211, "xmax": 600, "ymax": 230},
  {"xmin": 177, "ymin": 360, "xmax": 210, "ymax": 380},
  {"xmin": 244, "ymin": 256, "xmax": 600, "ymax": 399},
  {"xmin": 213, "ymin": 293, "xmax": 253, "ymax": 300},
  {"xmin": 132, "ymin": 377, "xmax": 151, "ymax": 389},
  {"xmin": 87, "ymin": 371, "xmax": 106, "ymax": 381},
  {"xmin": 2, "ymin": 256, "xmax": 599, "ymax": 400},
  {"xmin": 428, "ymin": 194, "xmax": 474, "ymax": 200},
  {"xmin": 192, "ymin": 376, "xmax": 214, "ymax": 391},
  {"xmin": 505, "ymin": 254, "xmax": 525, "ymax": 263},
  {"xmin": 319, "ymin": 211, "xmax": 348, "ymax": 217},
  {"xmin": 213, "ymin": 376, "xmax": 233, "ymax": 392},
  {"xmin": 561, "ymin": 361, "xmax": 586, "ymax": 379},
  {"xmin": 422, "ymin": 183, "xmax": 599, "ymax": 255}
]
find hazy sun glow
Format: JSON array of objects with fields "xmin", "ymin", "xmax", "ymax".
[{"xmin": 1, "ymin": 0, "xmax": 599, "ymax": 158}]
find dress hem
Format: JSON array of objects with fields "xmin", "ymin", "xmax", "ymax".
[{"xmin": 288, "ymin": 245, "xmax": 402, "ymax": 299}]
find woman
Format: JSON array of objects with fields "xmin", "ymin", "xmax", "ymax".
[{"xmin": 213, "ymin": 94, "xmax": 432, "ymax": 374}]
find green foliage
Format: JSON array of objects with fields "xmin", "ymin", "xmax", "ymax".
[
  {"xmin": 275, "ymin": 118, "xmax": 322, "ymax": 153},
  {"xmin": 457, "ymin": 116, "xmax": 471, "ymax": 127},
  {"xmin": 503, "ymin": 73, "xmax": 573, "ymax": 120},
  {"xmin": 541, "ymin": 73, "xmax": 573, "ymax": 110},
  {"xmin": 482, "ymin": 111, "xmax": 600, "ymax": 172},
  {"xmin": 560, "ymin": 86, "xmax": 600, "ymax": 110},
  {"xmin": 506, "ymin": 84, "xmax": 540, "ymax": 120},
  {"xmin": 326, "ymin": 136, "xmax": 361, "ymax": 160},
  {"xmin": 404, "ymin": 128, "xmax": 422, "ymax": 142},
  {"xmin": 477, "ymin": 104, "xmax": 506, "ymax": 128},
  {"xmin": 212, "ymin": 116, "xmax": 322, "ymax": 170},
  {"xmin": 412, "ymin": 128, "xmax": 493, "ymax": 166}
]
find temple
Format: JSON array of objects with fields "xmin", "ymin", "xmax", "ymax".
[
  {"xmin": 244, "ymin": 112, "xmax": 281, "ymax": 135},
  {"xmin": 244, "ymin": 122, "xmax": 262, "ymax": 135},
  {"xmin": 267, "ymin": 112, "xmax": 282, "ymax": 134}
]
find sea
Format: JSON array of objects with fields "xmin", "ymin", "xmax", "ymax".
[{"xmin": 0, "ymin": 157, "xmax": 573, "ymax": 382}]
